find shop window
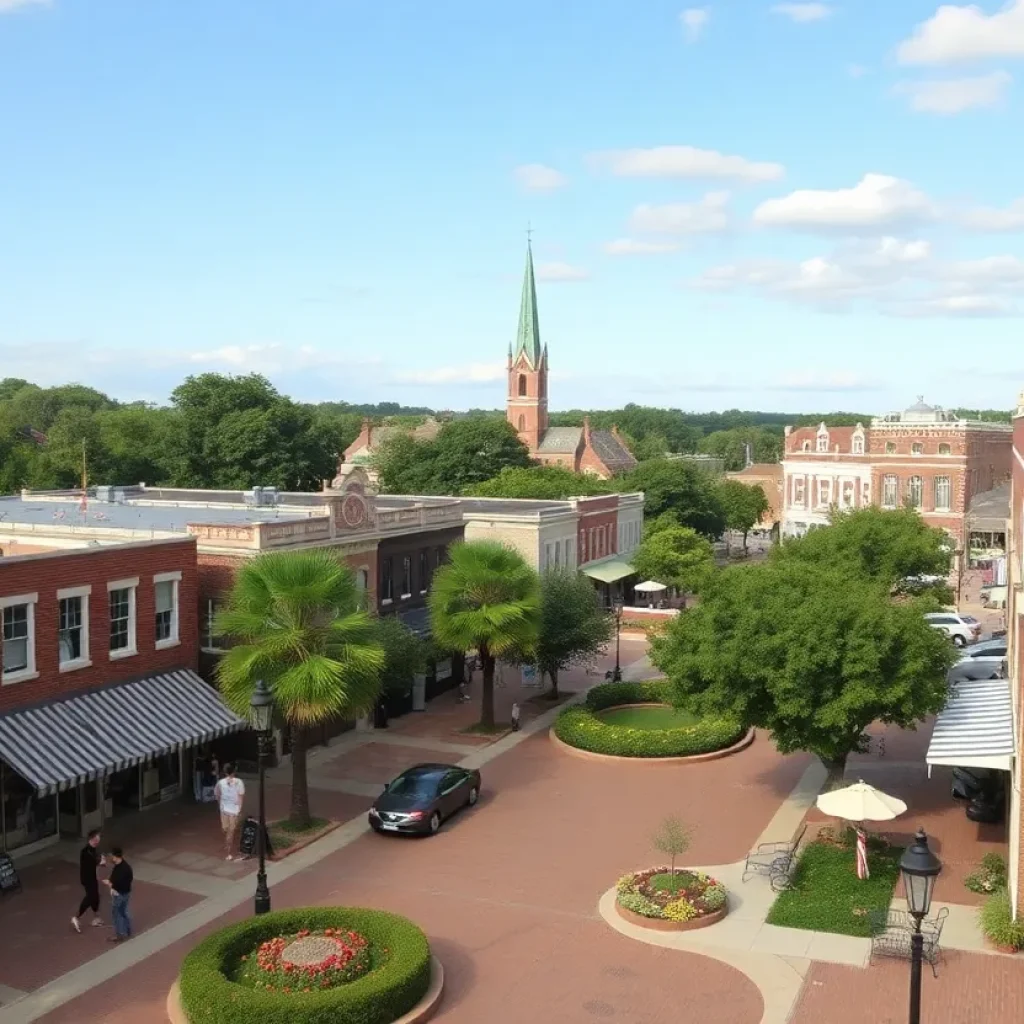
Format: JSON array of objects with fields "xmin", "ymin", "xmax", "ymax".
[
  {"xmin": 401, "ymin": 556, "xmax": 412, "ymax": 598},
  {"xmin": 1, "ymin": 764, "xmax": 57, "ymax": 851},
  {"xmin": 381, "ymin": 557, "xmax": 393, "ymax": 602},
  {"xmin": 419, "ymin": 550, "xmax": 428, "ymax": 593}
]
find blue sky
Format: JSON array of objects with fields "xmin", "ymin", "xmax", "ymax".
[{"xmin": 2, "ymin": 1, "xmax": 1023, "ymax": 414}]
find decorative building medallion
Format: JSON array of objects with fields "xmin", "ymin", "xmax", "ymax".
[{"xmin": 341, "ymin": 494, "xmax": 367, "ymax": 528}]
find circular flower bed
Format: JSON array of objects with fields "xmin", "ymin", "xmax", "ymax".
[
  {"xmin": 553, "ymin": 681, "xmax": 744, "ymax": 758},
  {"xmin": 616, "ymin": 867, "xmax": 729, "ymax": 929},
  {"xmin": 178, "ymin": 907, "xmax": 431, "ymax": 1024}
]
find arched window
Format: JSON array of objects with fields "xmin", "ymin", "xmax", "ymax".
[
  {"xmin": 517, "ymin": 414, "xmax": 525, "ymax": 432},
  {"xmin": 802, "ymin": 441, "xmax": 811, "ymax": 452},
  {"xmin": 938, "ymin": 443, "xmax": 951, "ymax": 456},
  {"xmin": 908, "ymin": 476, "xmax": 923, "ymax": 508},
  {"xmin": 518, "ymin": 374, "xmax": 527, "ymax": 396}
]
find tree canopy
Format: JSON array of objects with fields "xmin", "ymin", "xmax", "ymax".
[
  {"xmin": 465, "ymin": 464, "xmax": 612, "ymax": 500},
  {"xmin": 717, "ymin": 480, "xmax": 770, "ymax": 548},
  {"xmin": 376, "ymin": 616, "xmax": 427, "ymax": 695},
  {"xmin": 651, "ymin": 558, "xmax": 956, "ymax": 785},
  {"xmin": 622, "ymin": 459, "xmax": 726, "ymax": 537},
  {"xmin": 631, "ymin": 525, "xmax": 716, "ymax": 593}
]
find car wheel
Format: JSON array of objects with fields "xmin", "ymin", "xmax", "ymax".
[
  {"xmin": 428, "ymin": 812, "xmax": 441, "ymax": 834},
  {"xmin": 467, "ymin": 786, "xmax": 479, "ymax": 807},
  {"xmin": 952, "ymin": 634, "xmax": 967, "ymax": 647}
]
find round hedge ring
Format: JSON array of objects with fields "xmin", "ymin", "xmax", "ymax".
[
  {"xmin": 615, "ymin": 867, "xmax": 729, "ymax": 931},
  {"xmin": 177, "ymin": 906, "xmax": 435, "ymax": 1024},
  {"xmin": 552, "ymin": 681, "xmax": 746, "ymax": 760}
]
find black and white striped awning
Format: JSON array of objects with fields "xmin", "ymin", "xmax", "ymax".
[
  {"xmin": 926, "ymin": 679, "xmax": 1015, "ymax": 773},
  {"xmin": 0, "ymin": 669, "xmax": 246, "ymax": 796}
]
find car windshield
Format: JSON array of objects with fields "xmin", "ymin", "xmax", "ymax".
[
  {"xmin": 386, "ymin": 772, "xmax": 443, "ymax": 798},
  {"xmin": 961, "ymin": 615, "xmax": 978, "ymax": 623},
  {"xmin": 965, "ymin": 643, "xmax": 1005, "ymax": 657}
]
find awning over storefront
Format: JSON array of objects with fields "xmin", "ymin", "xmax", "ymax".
[
  {"xmin": 925, "ymin": 679, "xmax": 1015, "ymax": 773},
  {"xmin": 582, "ymin": 557, "xmax": 635, "ymax": 584},
  {"xmin": 0, "ymin": 670, "xmax": 246, "ymax": 796}
]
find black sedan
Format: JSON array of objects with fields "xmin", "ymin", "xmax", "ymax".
[{"xmin": 368, "ymin": 763, "xmax": 481, "ymax": 836}]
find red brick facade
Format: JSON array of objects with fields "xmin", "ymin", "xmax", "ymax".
[
  {"xmin": 0, "ymin": 538, "xmax": 199, "ymax": 712},
  {"xmin": 576, "ymin": 496, "xmax": 620, "ymax": 564}
]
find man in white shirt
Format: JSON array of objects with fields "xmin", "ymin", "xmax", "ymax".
[{"xmin": 213, "ymin": 764, "xmax": 246, "ymax": 860}]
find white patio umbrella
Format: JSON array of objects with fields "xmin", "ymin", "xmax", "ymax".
[
  {"xmin": 816, "ymin": 780, "xmax": 907, "ymax": 880},
  {"xmin": 633, "ymin": 580, "xmax": 668, "ymax": 593}
]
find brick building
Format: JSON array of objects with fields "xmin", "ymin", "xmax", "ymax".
[
  {"xmin": 782, "ymin": 399, "xmax": 1013, "ymax": 545},
  {"xmin": 506, "ymin": 242, "xmax": 636, "ymax": 479},
  {"xmin": 725, "ymin": 463, "xmax": 784, "ymax": 532},
  {"xmin": 0, "ymin": 538, "xmax": 243, "ymax": 857}
]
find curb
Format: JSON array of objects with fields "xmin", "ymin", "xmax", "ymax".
[
  {"xmin": 615, "ymin": 900, "xmax": 729, "ymax": 932},
  {"xmin": 549, "ymin": 726, "xmax": 755, "ymax": 765}
]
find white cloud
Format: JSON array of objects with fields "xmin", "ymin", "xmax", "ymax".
[
  {"xmin": 394, "ymin": 363, "xmax": 506, "ymax": 385},
  {"xmin": 960, "ymin": 197, "xmax": 1024, "ymax": 230},
  {"xmin": 602, "ymin": 238, "xmax": 682, "ymax": 255},
  {"xmin": 898, "ymin": 0, "xmax": 1024, "ymax": 65},
  {"xmin": 939, "ymin": 254, "xmax": 1024, "ymax": 285},
  {"xmin": 0, "ymin": 0, "xmax": 49, "ymax": 12},
  {"xmin": 591, "ymin": 145, "xmax": 784, "ymax": 183},
  {"xmin": 535, "ymin": 261, "xmax": 590, "ymax": 282},
  {"xmin": 891, "ymin": 294, "xmax": 1020, "ymax": 317},
  {"xmin": 771, "ymin": 3, "xmax": 833, "ymax": 24},
  {"xmin": 847, "ymin": 63, "xmax": 870, "ymax": 78},
  {"xmin": 680, "ymin": 8, "xmax": 709, "ymax": 42},
  {"xmin": 753, "ymin": 173, "xmax": 936, "ymax": 230},
  {"xmin": 629, "ymin": 192, "xmax": 731, "ymax": 235},
  {"xmin": 513, "ymin": 163, "xmax": 568, "ymax": 192},
  {"xmin": 894, "ymin": 71, "xmax": 1012, "ymax": 113}
]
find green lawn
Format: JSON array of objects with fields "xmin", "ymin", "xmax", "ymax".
[
  {"xmin": 598, "ymin": 705, "xmax": 699, "ymax": 729},
  {"xmin": 766, "ymin": 838, "xmax": 902, "ymax": 937}
]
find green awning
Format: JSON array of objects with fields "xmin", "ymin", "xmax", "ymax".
[{"xmin": 582, "ymin": 558, "xmax": 635, "ymax": 584}]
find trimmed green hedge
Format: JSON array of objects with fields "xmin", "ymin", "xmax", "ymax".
[
  {"xmin": 554, "ymin": 680, "xmax": 744, "ymax": 758},
  {"xmin": 179, "ymin": 906, "xmax": 431, "ymax": 1024}
]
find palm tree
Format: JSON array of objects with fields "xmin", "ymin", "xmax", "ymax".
[
  {"xmin": 428, "ymin": 541, "xmax": 541, "ymax": 729},
  {"xmin": 214, "ymin": 549, "xmax": 385, "ymax": 828}
]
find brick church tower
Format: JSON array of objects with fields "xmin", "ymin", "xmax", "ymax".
[{"xmin": 506, "ymin": 240, "xmax": 548, "ymax": 450}]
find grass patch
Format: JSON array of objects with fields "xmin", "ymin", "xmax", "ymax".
[
  {"xmin": 649, "ymin": 871, "xmax": 697, "ymax": 894},
  {"xmin": 766, "ymin": 837, "xmax": 902, "ymax": 937},
  {"xmin": 268, "ymin": 817, "xmax": 331, "ymax": 851},
  {"xmin": 599, "ymin": 705, "xmax": 698, "ymax": 730}
]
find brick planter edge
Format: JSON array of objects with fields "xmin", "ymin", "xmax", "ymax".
[{"xmin": 614, "ymin": 899, "xmax": 729, "ymax": 932}]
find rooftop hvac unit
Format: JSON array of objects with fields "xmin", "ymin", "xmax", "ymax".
[
  {"xmin": 243, "ymin": 487, "xmax": 262, "ymax": 506},
  {"xmin": 113, "ymin": 489, "xmax": 127, "ymax": 504},
  {"xmin": 95, "ymin": 485, "xmax": 114, "ymax": 503},
  {"xmin": 261, "ymin": 487, "xmax": 279, "ymax": 505}
]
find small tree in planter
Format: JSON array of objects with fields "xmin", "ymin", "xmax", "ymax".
[{"xmin": 652, "ymin": 816, "xmax": 692, "ymax": 883}]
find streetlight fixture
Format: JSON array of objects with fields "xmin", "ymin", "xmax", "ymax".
[
  {"xmin": 611, "ymin": 597, "xmax": 624, "ymax": 682},
  {"xmin": 249, "ymin": 679, "xmax": 275, "ymax": 916},
  {"xmin": 899, "ymin": 828, "xmax": 942, "ymax": 1024}
]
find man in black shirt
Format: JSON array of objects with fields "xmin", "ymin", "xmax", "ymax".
[
  {"xmin": 103, "ymin": 846, "xmax": 133, "ymax": 942},
  {"xmin": 71, "ymin": 829, "xmax": 105, "ymax": 933}
]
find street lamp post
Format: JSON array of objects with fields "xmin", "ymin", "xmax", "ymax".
[
  {"xmin": 611, "ymin": 598, "xmax": 623, "ymax": 682},
  {"xmin": 899, "ymin": 828, "xmax": 942, "ymax": 1024},
  {"xmin": 249, "ymin": 679, "xmax": 275, "ymax": 916}
]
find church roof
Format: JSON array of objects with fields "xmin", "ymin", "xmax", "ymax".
[
  {"xmin": 537, "ymin": 427, "xmax": 582, "ymax": 454},
  {"xmin": 514, "ymin": 242, "xmax": 542, "ymax": 368},
  {"xmin": 589, "ymin": 430, "xmax": 637, "ymax": 474}
]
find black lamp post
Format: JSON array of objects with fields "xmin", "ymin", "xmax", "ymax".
[
  {"xmin": 900, "ymin": 828, "xmax": 942, "ymax": 1024},
  {"xmin": 611, "ymin": 597, "xmax": 623, "ymax": 682},
  {"xmin": 249, "ymin": 679, "xmax": 274, "ymax": 916}
]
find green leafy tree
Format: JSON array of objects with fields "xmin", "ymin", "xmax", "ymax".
[
  {"xmin": 466, "ymin": 465, "xmax": 611, "ymax": 500},
  {"xmin": 630, "ymin": 432, "xmax": 670, "ymax": 462},
  {"xmin": 652, "ymin": 816, "xmax": 692, "ymax": 877},
  {"xmin": 376, "ymin": 616, "xmax": 427, "ymax": 696},
  {"xmin": 698, "ymin": 427, "xmax": 782, "ymax": 471},
  {"xmin": 429, "ymin": 417, "xmax": 533, "ymax": 494},
  {"xmin": 632, "ymin": 525, "xmax": 716, "ymax": 593},
  {"xmin": 428, "ymin": 541, "xmax": 541, "ymax": 728},
  {"xmin": 717, "ymin": 480, "xmax": 770, "ymax": 551},
  {"xmin": 776, "ymin": 506, "xmax": 951, "ymax": 586},
  {"xmin": 623, "ymin": 459, "xmax": 726, "ymax": 538},
  {"xmin": 534, "ymin": 567, "xmax": 613, "ymax": 698},
  {"xmin": 651, "ymin": 558, "xmax": 956, "ymax": 788},
  {"xmin": 644, "ymin": 510, "xmax": 683, "ymax": 535},
  {"xmin": 214, "ymin": 550, "xmax": 385, "ymax": 827}
]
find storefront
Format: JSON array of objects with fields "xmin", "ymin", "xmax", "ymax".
[{"xmin": 0, "ymin": 669, "xmax": 245, "ymax": 857}]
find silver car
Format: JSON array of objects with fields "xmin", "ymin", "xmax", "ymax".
[{"xmin": 947, "ymin": 639, "xmax": 1008, "ymax": 682}]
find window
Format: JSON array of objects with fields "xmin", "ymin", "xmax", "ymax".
[
  {"xmin": 381, "ymin": 557, "xmax": 393, "ymax": 602},
  {"xmin": 544, "ymin": 543, "xmax": 552, "ymax": 570},
  {"xmin": 852, "ymin": 435, "xmax": 864, "ymax": 454},
  {"xmin": 885, "ymin": 442, "xmax": 896, "ymax": 454},
  {"xmin": 841, "ymin": 480, "xmax": 855, "ymax": 508},
  {"xmin": 154, "ymin": 572, "xmax": 180, "ymax": 647},
  {"xmin": 58, "ymin": 585, "xmax": 91, "ymax": 668},
  {"xmin": 203, "ymin": 598, "xmax": 224, "ymax": 651},
  {"xmin": 518, "ymin": 374, "xmax": 527, "ymax": 396},
  {"xmin": 816, "ymin": 433, "xmax": 829, "ymax": 453},
  {"xmin": 517, "ymin": 414, "xmax": 525, "ymax": 432},
  {"xmin": 817, "ymin": 479, "xmax": 832, "ymax": 507},
  {"xmin": 907, "ymin": 476, "xmax": 923, "ymax": 508},
  {"xmin": 938, "ymin": 443, "xmax": 951, "ymax": 456},
  {"xmin": 1, "ymin": 594, "xmax": 37, "ymax": 682},
  {"xmin": 400, "ymin": 556, "xmax": 412, "ymax": 598},
  {"xmin": 882, "ymin": 474, "xmax": 899, "ymax": 508},
  {"xmin": 793, "ymin": 477, "xmax": 806, "ymax": 508},
  {"xmin": 802, "ymin": 440, "xmax": 811, "ymax": 452},
  {"xmin": 419, "ymin": 550, "xmax": 428, "ymax": 593},
  {"xmin": 108, "ymin": 578, "xmax": 138, "ymax": 658},
  {"xmin": 911, "ymin": 442, "xmax": 923, "ymax": 456},
  {"xmin": 934, "ymin": 476, "xmax": 951, "ymax": 512}
]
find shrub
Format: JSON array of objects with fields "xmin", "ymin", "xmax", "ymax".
[
  {"xmin": 554, "ymin": 680, "xmax": 743, "ymax": 757},
  {"xmin": 179, "ymin": 907, "xmax": 431, "ymax": 1024},
  {"xmin": 663, "ymin": 898, "xmax": 697, "ymax": 922},
  {"xmin": 616, "ymin": 867, "xmax": 727, "ymax": 921},
  {"xmin": 964, "ymin": 853, "xmax": 1007, "ymax": 895},
  {"xmin": 979, "ymin": 889, "xmax": 1024, "ymax": 950},
  {"xmin": 703, "ymin": 884, "xmax": 728, "ymax": 911}
]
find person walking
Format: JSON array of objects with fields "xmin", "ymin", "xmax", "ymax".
[
  {"xmin": 214, "ymin": 763, "xmax": 245, "ymax": 860},
  {"xmin": 71, "ymin": 828, "xmax": 105, "ymax": 933},
  {"xmin": 103, "ymin": 847, "xmax": 133, "ymax": 942}
]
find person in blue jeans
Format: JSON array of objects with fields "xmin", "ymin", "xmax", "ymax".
[{"xmin": 103, "ymin": 847, "xmax": 134, "ymax": 942}]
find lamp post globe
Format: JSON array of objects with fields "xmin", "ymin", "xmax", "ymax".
[
  {"xmin": 899, "ymin": 828, "xmax": 942, "ymax": 1024},
  {"xmin": 249, "ymin": 679, "xmax": 275, "ymax": 916}
]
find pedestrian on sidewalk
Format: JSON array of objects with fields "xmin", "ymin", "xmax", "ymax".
[
  {"xmin": 214, "ymin": 762, "xmax": 245, "ymax": 860},
  {"xmin": 103, "ymin": 847, "xmax": 133, "ymax": 942},
  {"xmin": 71, "ymin": 828, "xmax": 106, "ymax": 933}
]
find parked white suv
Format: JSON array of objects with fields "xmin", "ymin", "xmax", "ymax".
[{"xmin": 924, "ymin": 612, "xmax": 982, "ymax": 648}]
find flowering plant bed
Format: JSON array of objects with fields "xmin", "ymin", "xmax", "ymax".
[
  {"xmin": 237, "ymin": 927, "xmax": 373, "ymax": 993},
  {"xmin": 615, "ymin": 867, "xmax": 728, "ymax": 929}
]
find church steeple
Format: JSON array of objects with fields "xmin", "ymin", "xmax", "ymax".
[{"xmin": 514, "ymin": 240, "xmax": 542, "ymax": 368}]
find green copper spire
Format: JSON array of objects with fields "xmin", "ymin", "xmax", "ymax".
[{"xmin": 513, "ymin": 240, "xmax": 542, "ymax": 368}]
